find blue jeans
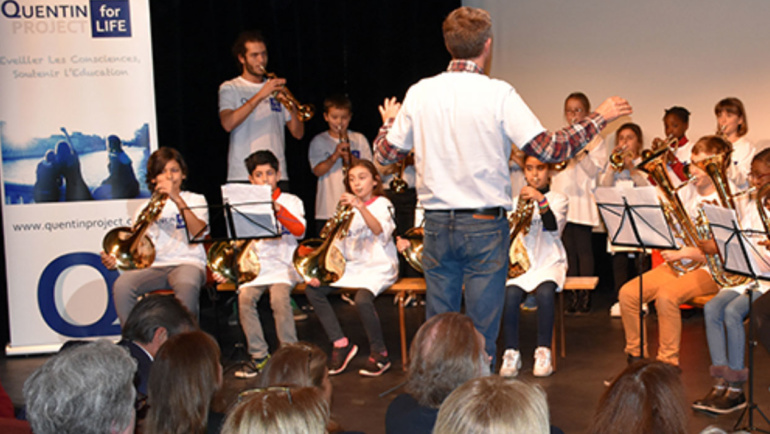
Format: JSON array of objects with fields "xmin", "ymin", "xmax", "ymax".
[
  {"xmin": 423, "ymin": 210, "xmax": 509, "ymax": 360},
  {"xmin": 705, "ymin": 289, "xmax": 761, "ymax": 372},
  {"xmin": 502, "ymin": 282, "xmax": 556, "ymax": 349}
]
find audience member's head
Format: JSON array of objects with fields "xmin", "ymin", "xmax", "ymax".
[
  {"xmin": 122, "ymin": 294, "xmax": 198, "ymax": 356},
  {"xmin": 407, "ymin": 312, "xmax": 489, "ymax": 408},
  {"xmin": 23, "ymin": 340, "xmax": 137, "ymax": 434},
  {"xmin": 221, "ymin": 387, "xmax": 329, "ymax": 434},
  {"xmin": 434, "ymin": 375, "xmax": 550, "ymax": 434},
  {"xmin": 589, "ymin": 360, "xmax": 688, "ymax": 434},
  {"xmin": 257, "ymin": 342, "xmax": 332, "ymax": 404},
  {"xmin": 146, "ymin": 331, "xmax": 222, "ymax": 434}
]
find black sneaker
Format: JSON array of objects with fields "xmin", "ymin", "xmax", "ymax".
[
  {"xmin": 359, "ymin": 353, "xmax": 392, "ymax": 377},
  {"xmin": 692, "ymin": 384, "xmax": 727, "ymax": 412},
  {"xmin": 703, "ymin": 388, "xmax": 747, "ymax": 414},
  {"xmin": 329, "ymin": 343, "xmax": 358, "ymax": 375},
  {"xmin": 235, "ymin": 355, "xmax": 270, "ymax": 379}
]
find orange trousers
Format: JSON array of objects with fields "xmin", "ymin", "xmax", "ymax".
[{"xmin": 619, "ymin": 265, "xmax": 718, "ymax": 366}]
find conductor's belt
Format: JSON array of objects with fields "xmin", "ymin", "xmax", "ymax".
[{"xmin": 426, "ymin": 207, "xmax": 505, "ymax": 217}]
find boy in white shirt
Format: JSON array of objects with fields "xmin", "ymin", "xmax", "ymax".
[
  {"xmin": 308, "ymin": 94, "xmax": 372, "ymax": 236},
  {"xmin": 228, "ymin": 150, "xmax": 306, "ymax": 378}
]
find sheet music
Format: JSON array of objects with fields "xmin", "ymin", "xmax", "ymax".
[
  {"xmin": 702, "ymin": 203, "xmax": 770, "ymax": 280},
  {"xmin": 221, "ymin": 184, "xmax": 278, "ymax": 239},
  {"xmin": 595, "ymin": 186, "xmax": 676, "ymax": 249}
]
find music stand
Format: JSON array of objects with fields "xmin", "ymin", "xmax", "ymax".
[
  {"xmin": 596, "ymin": 186, "xmax": 678, "ymax": 360},
  {"xmin": 185, "ymin": 184, "xmax": 281, "ymax": 374},
  {"xmin": 703, "ymin": 204, "xmax": 770, "ymax": 433}
]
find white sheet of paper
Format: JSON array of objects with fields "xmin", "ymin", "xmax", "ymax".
[
  {"xmin": 220, "ymin": 184, "xmax": 278, "ymax": 238},
  {"xmin": 595, "ymin": 186, "xmax": 676, "ymax": 249},
  {"xmin": 702, "ymin": 203, "xmax": 770, "ymax": 279}
]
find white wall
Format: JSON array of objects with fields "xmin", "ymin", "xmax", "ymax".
[{"xmin": 466, "ymin": 0, "xmax": 770, "ymax": 150}]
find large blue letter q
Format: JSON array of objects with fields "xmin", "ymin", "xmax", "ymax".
[{"xmin": 38, "ymin": 252, "xmax": 121, "ymax": 336}]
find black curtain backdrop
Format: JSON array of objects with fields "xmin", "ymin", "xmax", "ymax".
[
  {"xmin": 0, "ymin": 0, "xmax": 460, "ymax": 349},
  {"xmin": 149, "ymin": 0, "xmax": 459, "ymax": 235}
]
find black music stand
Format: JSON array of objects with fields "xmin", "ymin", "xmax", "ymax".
[
  {"xmin": 596, "ymin": 186, "xmax": 678, "ymax": 360},
  {"xmin": 703, "ymin": 204, "xmax": 770, "ymax": 432},
  {"xmin": 185, "ymin": 187, "xmax": 281, "ymax": 374}
]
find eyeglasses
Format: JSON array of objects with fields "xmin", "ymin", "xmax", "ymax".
[
  {"xmin": 238, "ymin": 386, "xmax": 293, "ymax": 404},
  {"xmin": 564, "ymin": 108, "xmax": 584, "ymax": 115}
]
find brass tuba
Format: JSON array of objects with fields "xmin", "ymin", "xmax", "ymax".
[
  {"xmin": 293, "ymin": 202, "xmax": 353, "ymax": 285},
  {"xmin": 691, "ymin": 152, "xmax": 750, "ymax": 287},
  {"xmin": 636, "ymin": 147, "xmax": 704, "ymax": 275},
  {"xmin": 508, "ymin": 197, "xmax": 535, "ymax": 278},
  {"xmin": 260, "ymin": 66, "xmax": 315, "ymax": 122},
  {"xmin": 207, "ymin": 239, "xmax": 260, "ymax": 284},
  {"xmin": 102, "ymin": 191, "xmax": 168, "ymax": 270}
]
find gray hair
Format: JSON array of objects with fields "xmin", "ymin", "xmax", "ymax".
[
  {"xmin": 23, "ymin": 340, "xmax": 137, "ymax": 434},
  {"xmin": 406, "ymin": 313, "xmax": 490, "ymax": 408}
]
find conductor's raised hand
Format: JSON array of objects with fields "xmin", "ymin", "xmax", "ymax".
[
  {"xmin": 378, "ymin": 97, "xmax": 401, "ymax": 123},
  {"xmin": 595, "ymin": 96, "xmax": 633, "ymax": 123}
]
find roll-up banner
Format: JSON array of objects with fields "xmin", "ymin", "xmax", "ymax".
[{"xmin": 0, "ymin": 0, "xmax": 157, "ymax": 354}]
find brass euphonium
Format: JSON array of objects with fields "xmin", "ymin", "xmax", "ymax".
[
  {"xmin": 293, "ymin": 201, "xmax": 353, "ymax": 285},
  {"xmin": 259, "ymin": 66, "xmax": 314, "ymax": 122},
  {"xmin": 102, "ymin": 191, "xmax": 168, "ymax": 270},
  {"xmin": 691, "ymin": 151, "xmax": 750, "ymax": 287},
  {"xmin": 636, "ymin": 147, "xmax": 704, "ymax": 275},
  {"xmin": 508, "ymin": 195, "xmax": 535, "ymax": 278},
  {"xmin": 206, "ymin": 239, "xmax": 260, "ymax": 284}
]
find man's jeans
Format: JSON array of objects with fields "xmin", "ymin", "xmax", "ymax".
[{"xmin": 423, "ymin": 210, "xmax": 509, "ymax": 362}]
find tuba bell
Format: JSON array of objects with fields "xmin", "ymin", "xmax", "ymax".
[
  {"xmin": 293, "ymin": 202, "xmax": 353, "ymax": 285},
  {"xmin": 102, "ymin": 191, "xmax": 168, "ymax": 270},
  {"xmin": 207, "ymin": 239, "xmax": 260, "ymax": 284},
  {"xmin": 508, "ymin": 196, "xmax": 535, "ymax": 278}
]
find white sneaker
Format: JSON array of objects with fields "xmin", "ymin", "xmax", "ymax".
[
  {"xmin": 533, "ymin": 347, "xmax": 553, "ymax": 377},
  {"xmin": 499, "ymin": 349, "xmax": 521, "ymax": 377},
  {"xmin": 610, "ymin": 302, "xmax": 621, "ymax": 318}
]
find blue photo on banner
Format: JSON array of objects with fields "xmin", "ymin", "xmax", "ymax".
[
  {"xmin": 1, "ymin": 123, "xmax": 152, "ymax": 204},
  {"xmin": 90, "ymin": 0, "xmax": 132, "ymax": 38}
]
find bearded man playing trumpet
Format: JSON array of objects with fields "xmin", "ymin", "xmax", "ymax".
[{"xmin": 618, "ymin": 136, "xmax": 745, "ymax": 368}]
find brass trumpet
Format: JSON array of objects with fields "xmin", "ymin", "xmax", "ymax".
[
  {"xmin": 260, "ymin": 66, "xmax": 314, "ymax": 122},
  {"xmin": 390, "ymin": 159, "xmax": 409, "ymax": 193},
  {"xmin": 102, "ymin": 191, "xmax": 168, "ymax": 270}
]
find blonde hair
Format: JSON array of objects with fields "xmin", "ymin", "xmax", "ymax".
[
  {"xmin": 434, "ymin": 376, "xmax": 550, "ymax": 434},
  {"xmin": 221, "ymin": 387, "xmax": 329, "ymax": 434}
]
